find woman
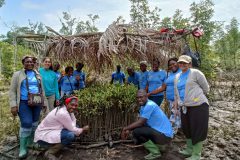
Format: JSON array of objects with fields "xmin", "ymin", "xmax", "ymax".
[
  {"xmin": 39, "ymin": 57, "xmax": 60, "ymax": 111},
  {"xmin": 52, "ymin": 62, "xmax": 62, "ymax": 93},
  {"xmin": 34, "ymin": 96, "xmax": 89, "ymax": 159},
  {"xmin": 9, "ymin": 56, "xmax": 47, "ymax": 159},
  {"xmin": 60, "ymin": 66, "xmax": 79, "ymax": 96},
  {"xmin": 146, "ymin": 59, "xmax": 167, "ymax": 106},
  {"xmin": 148, "ymin": 58, "xmax": 181, "ymax": 134},
  {"xmin": 174, "ymin": 55, "xmax": 209, "ymax": 160},
  {"xmin": 73, "ymin": 62, "xmax": 86, "ymax": 90}
]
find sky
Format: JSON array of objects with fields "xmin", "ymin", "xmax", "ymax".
[{"xmin": 0, "ymin": 0, "xmax": 239, "ymax": 35}]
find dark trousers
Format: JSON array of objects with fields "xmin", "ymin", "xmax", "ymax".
[
  {"xmin": 148, "ymin": 95, "xmax": 164, "ymax": 106},
  {"xmin": 132, "ymin": 126, "xmax": 171, "ymax": 145},
  {"xmin": 38, "ymin": 129, "xmax": 75, "ymax": 147},
  {"xmin": 181, "ymin": 103, "xmax": 209, "ymax": 145}
]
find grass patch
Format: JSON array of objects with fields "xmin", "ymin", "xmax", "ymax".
[{"xmin": 0, "ymin": 85, "xmax": 19, "ymax": 144}]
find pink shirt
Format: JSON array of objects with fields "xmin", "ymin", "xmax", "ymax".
[{"xmin": 34, "ymin": 106, "xmax": 83, "ymax": 144}]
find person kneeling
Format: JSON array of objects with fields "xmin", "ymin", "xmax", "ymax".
[
  {"xmin": 121, "ymin": 90, "xmax": 173, "ymax": 160},
  {"xmin": 34, "ymin": 95, "xmax": 89, "ymax": 159}
]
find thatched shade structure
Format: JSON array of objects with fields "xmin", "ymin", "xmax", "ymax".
[{"xmin": 17, "ymin": 20, "xmax": 193, "ymax": 71}]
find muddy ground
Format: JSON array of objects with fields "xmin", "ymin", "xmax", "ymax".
[{"xmin": 0, "ymin": 81, "xmax": 240, "ymax": 160}]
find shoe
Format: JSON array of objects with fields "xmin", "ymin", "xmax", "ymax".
[
  {"xmin": 44, "ymin": 143, "xmax": 64, "ymax": 160},
  {"xmin": 143, "ymin": 140, "xmax": 161, "ymax": 160},
  {"xmin": 19, "ymin": 137, "xmax": 28, "ymax": 159},
  {"xmin": 186, "ymin": 141, "xmax": 203, "ymax": 160},
  {"xmin": 179, "ymin": 139, "xmax": 193, "ymax": 157},
  {"xmin": 157, "ymin": 144, "xmax": 167, "ymax": 152},
  {"xmin": 144, "ymin": 153, "xmax": 161, "ymax": 160}
]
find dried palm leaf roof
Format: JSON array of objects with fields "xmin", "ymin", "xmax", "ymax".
[{"xmin": 17, "ymin": 20, "xmax": 193, "ymax": 71}]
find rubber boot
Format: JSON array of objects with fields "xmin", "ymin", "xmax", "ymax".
[
  {"xmin": 19, "ymin": 137, "xmax": 28, "ymax": 159},
  {"xmin": 186, "ymin": 141, "xmax": 203, "ymax": 160},
  {"xmin": 44, "ymin": 143, "xmax": 64, "ymax": 160},
  {"xmin": 143, "ymin": 140, "xmax": 161, "ymax": 160},
  {"xmin": 27, "ymin": 122, "xmax": 39, "ymax": 149},
  {"xmin": 27, "ymin": 132, "xmax": 34, "ymax": 148},
  {"xmin": 179, "ymin": 139, "xmax": 193, "ymax": 157}
]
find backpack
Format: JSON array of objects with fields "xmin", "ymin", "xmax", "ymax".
[{"xmin": 182, "ymin": 44, "xmax": 201, "ymax": 68}]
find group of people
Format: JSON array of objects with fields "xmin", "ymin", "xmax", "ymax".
[
  {"xmin": 113, "ymin": 55, "xmax": 209, "ymax": 160},
  {"xmin": 9, "ymin": 56, "xmax": 87, "ymax": 159},
  {"xmin": 9, "ymin": 54, "xmax": 209, "ymax": 160}
]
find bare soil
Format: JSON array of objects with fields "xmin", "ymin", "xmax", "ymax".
[{"xmin": 1, "ymin": 81, "xmax": 240, "ymax": 160}]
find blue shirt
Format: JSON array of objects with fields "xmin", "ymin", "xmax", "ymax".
[
  {"xmin": 147, "ymin": 70, "xmax": 167, "ymax": 96},
  {"xmin": 164, "ymin": 68, "xmax": 181, "ymax": 101},
  {"xmin": 140, "ymin": 100, "xmax": 173, "ymax": 138},
  {"xmin": 177, "ymin": 69, "xmax": 190, "ymax": 101},
  {"xmin": 112, "ymin": 71, "xmax": 125, "ymax": 84},
  {"xmin": 127, "ymin": 72, "xmax": 139, "ymax": 86},
  {"xmin": 73, "ymin": 70, "xmax": 86, "ymax": 89},
  {"xmin": 20, "ymin": 70, "xmax": 39, "ymax": 100},
  {"xmin": 54, "ymin": 71, "xmax": 61, "ymax": 89},
  {"xmin": 39, "ymin": 68, "xmax": 60, "ymax": 100},
  {"xmin": 54, "ymin": 71, "xmax": 61, "ymax": 81},
  {"xmin": 60, "ymin": 75, "xmax": 78, "ymax": 93},
  {"xmin": 138, "ymin": 71, "xmax": 148, "ymax": 89}
]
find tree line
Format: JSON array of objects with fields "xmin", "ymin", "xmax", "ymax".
[{"xmin": 0, "ymin": 0, "xmax": 239, "ymax": 79}]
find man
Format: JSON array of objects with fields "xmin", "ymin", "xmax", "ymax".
[
  {"xmin": 138, "ymin": 61, "xmax": 148, "ymax": 89},
  {"xmin": 111, "ymin": 65, "xmax": 125, "ymax": 85},
  {"xmin": 127, "ymin": 67, "xmax": 139, "ymax": 87},
  {"xmin": 121, "ymin": 90, "xmax": 173, "ymax": 160},
  {"xmin": 73, "ymin": 62, "xmax": 86, "ymax": 90}
]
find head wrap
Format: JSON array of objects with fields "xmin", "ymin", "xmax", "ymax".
[{"xmin": 65, "ymin": 96, "xmax": 78, "ymax": 107}]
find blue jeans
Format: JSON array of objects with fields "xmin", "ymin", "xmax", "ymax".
[
  {"xmin": 38, "ymin": 129, "xmax": 75, "ymax": 146},
  {"xmin": 149, "ymin": 95, "xmax": 164, "ymax": 106},
  {"xmin": 18, "ymin": 100, "xmax": 42, "ymax": 128}
]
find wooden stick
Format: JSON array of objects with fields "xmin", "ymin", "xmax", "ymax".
[
  {"xmin": 71, "ymin": 140, "xmax": 133, "ymax": 149},
  {"xmin": 121, "ymin": 144, "xmax": 143, "ymax": 148},
  {"xmin": 0, "ymin": 152, "xmax": 18, "ymax": 159},
  {"xmin": 16, "ymin": 35, "xmax": 52, "ymax": 39},
  {"xmin": 3, "ymin": 144, "xmax": 19, "ymax": 153}
]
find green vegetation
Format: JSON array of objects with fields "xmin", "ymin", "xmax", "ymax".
[
  {"xmin": 75, "ymin": 84, "xmax": 138, "ymax": 116},
  {"xmin": 0, "ymin": 85, "xmax": 19, "ymax": 142},
  {"xmin": 0, "ymin": 42, "xmax": 32, "ymax": 79}
]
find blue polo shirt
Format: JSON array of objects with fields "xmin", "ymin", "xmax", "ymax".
[
  {"xmin": 112, "ymin": 71, "xmax": 125, "ymax": 84},
  {"xmin": 127, "ymin": 72, "xmax": 139, "ymax": 86},
  {"xmin": 177, "ymin": 69, "xmax": 190, "ymax": 101},
  {"xmin": 73, "ymin": 70, "xmax": 86, "ymax": 89},
  {"xmin": 60, "ymin": 75, "xmax": 78, "ymax": 93},
  {"xmin": 164, "ymin": 68, "xmax": 181, "ymax": 101},
  {"xmin": 54, "ymin": 71, "xmax": 61, "ymax": 81},
  {"xmin": 54, "ymin": 71, "xmax": 61, "ymax": 89},
  {"xmin": 138, "ymin": 71, "xmax": 148, "ymax": 89},
  {"xmin": 147, "ymin": 70, "xmax": 167, "ymax": 96},
  {"xmin": 140, "ymin": 100, "xmax": 173, "ymax": 138},
  {"xmin": 20, "ymin": 70, "xmax": 39, "ymax": 100}
]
